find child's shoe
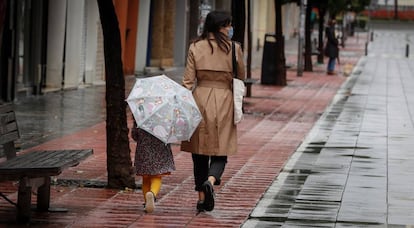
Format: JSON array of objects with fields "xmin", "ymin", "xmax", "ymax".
[{"xmin": 144, "ymin": 192, "xmax": 155, "ymax": 213}]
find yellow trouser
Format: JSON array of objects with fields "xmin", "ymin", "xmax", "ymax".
[{"xmin": 142, "ymin": 175, "xmax": 162, "ymax": 202}]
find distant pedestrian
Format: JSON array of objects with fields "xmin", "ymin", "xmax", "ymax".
[
  {"xmin": 324, "ymin": 19, "xmax": 339, "ymax": 75},
  {"xmin": 131, "ymin": 122, "xmax": 175, "ymax": 213},
  {"xmin": 181, "ymin": 10, "xmax": 245, "ymax": 212}
]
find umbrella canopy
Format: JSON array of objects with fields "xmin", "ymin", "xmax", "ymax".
[{"xmin": 126, "ymin": 75, "xmax": 202, "ymax": 143}]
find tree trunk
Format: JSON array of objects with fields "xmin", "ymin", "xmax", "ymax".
[
  {"xmin": 0, "ymin": 0, "xmax": 12, "ymax": 102},
  {"xmin": 97, "ymin": 0, "xmax": 135, "ymax": 189},
  {"xmin": 231, "ymin": 0, "xmax": 245, "ymax": 48},
  {"xmin": 394, "ymin": 0, "xmax": 398, "ymax": 20},
  {"xmin": 274, "ymin": 0, "xmax": 286, "ymax": 86},
  {"xmin": 304, "ymin": 3, "xmax": 313, "ymax": 71},
  {"xmin": 317, "ymin": 7, "xmax": 326, "ymax": 64},
  {"xmin": 188, "ymin": 0, "xmax": 199, "ymax": 41},
  {"xmin": 246, "ymin": 0, "xmax": 252, "ymax": 97}
]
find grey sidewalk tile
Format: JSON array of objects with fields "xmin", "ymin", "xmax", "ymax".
[
  {"xmin": 244, "ymin": 23, "xmax": 414, "ymax": 227},
  {"xmin": 356, "ymin": 135, "xmax": 387, "ymax": 148},
  {"xmin": 286, "ymin": 152, "xmax": 320, "ymax": 172},
  {"xmin": 283, "ymin": 220, "xmax": 335, "ymax": 227},
  {"xmin": 338, "ymin": 175, "xmax": 387, "ymax": 223},
  {"xmin": 288, "ymin": 200, "xmax": 340, "ymax": 222},
  {"xmin": 335, "ymin": 222, "xmax": 387, "ymax": 228},
  {"xmin": 348, "ymin": 162, "xmax": 387, "ymax": 177},
  {"xmin": 296, "ymin": 173, "xmax": 347, "ymax": 202},
  {"xmin": 388, "ymin": 205, "xmax": 414, "ymax": 226},
  {"xmin": 388, "ymin": 150, "xmax": 414, "ymax": 160},
  {"xmin": 345, "ymin": 175, "xmax": 387, "ymax": 190},
  {"xmin": 249, "ymin": 176, "xmax": 305, "ymax": 221},
  {"xmin": 337, "ymin": 202, "xmax": 387, "ymax": 224},
  {"xmin": 317, "ymin": 148, "xmax": 355, "ymax": 159},
  {"xmin": 242, "ymin": 219, "xmax": 284, "ymax": 228},
  {"xmin": 311, "ymin": 161, "xmax": 351, "ymax": 174},
  {"xmin": 324, "ymin": 136, "xmax": 358, "ymax": 148},
  {"xmin": 388, "ymin": 218, "xmax": 414, "ymax": 227}
]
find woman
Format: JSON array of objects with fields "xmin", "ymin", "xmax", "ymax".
[
  {"xmin": 324, "ymin": 19, "xmax": 339, "ymax": 75},
  {"xmin": 181, "ymin": 11, "xmax": 245, "ymax": 212}
]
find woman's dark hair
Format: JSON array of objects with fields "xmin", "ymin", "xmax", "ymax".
[{"xmin": 193, "ymin": 11, "xmax": 232, "ymax": 54}]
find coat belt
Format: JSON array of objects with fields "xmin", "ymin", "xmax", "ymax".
[{"xmin": 198, "ymin": 80, "xmax": 230, "ymax": 89}]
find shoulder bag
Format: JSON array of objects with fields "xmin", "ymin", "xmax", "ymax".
[{"xmin": 232, "ymin": 42, "xmax": 245, "ymax": 124}]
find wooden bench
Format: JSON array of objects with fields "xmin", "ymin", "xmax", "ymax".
[{"xmin": 0, "ymin": 104, "xmax": 93, "ymax": 223}]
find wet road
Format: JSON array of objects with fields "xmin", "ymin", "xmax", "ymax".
[{"xmin": 243, "ymin": 21, "xmax": 414, "ymax": 227}]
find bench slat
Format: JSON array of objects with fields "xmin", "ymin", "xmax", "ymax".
[
  {"xmin": 0, "ymin": 105, "xmax": 19, "ymax": 151},
  {"xmin": 0, "ymin": 149, "xmax": 93, "ymax": 179},
  {"xmin": 0, "ymin": 131, "xmax": 19, "ymax": 145},
  {"xmin": 244, "ymin": 78, "xmax": 258, "ymax": 85},
  {"xmin": 0, "ymin": 113, "xmax": 19, "ymax": 144},
  {"xmin": 0, "ymin": 104, "xmax": 13, "ymax": 114}
]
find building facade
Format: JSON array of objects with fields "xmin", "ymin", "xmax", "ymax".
[{"xmin": 0, "ymin": 0, "xmax": 298, "ymax": 103}]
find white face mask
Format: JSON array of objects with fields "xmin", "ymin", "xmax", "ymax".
[{"xmin": 228, "ymin": 26, "xmax": 234, "ymax": 39}]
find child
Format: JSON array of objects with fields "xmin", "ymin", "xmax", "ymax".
[{"xmin": 131, "ymin": 122, "xmax": 175, "ymax": 213}]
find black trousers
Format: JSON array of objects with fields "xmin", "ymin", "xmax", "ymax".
[{"xmin": 192, "ymin": 154, "xmax": 227, "ymax": 192}]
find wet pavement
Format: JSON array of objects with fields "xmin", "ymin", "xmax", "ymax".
[
  {"xmin": 244, "ymin": 21, "xmax": 414, "ymax": 227},
  {"xmin": 0, "ymin": 21, "xmax": 413, "ymax": 227}
]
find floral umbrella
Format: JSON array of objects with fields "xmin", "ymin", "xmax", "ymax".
[{"xmin": 126, "ymin": 75, "xmax": 202, "ymax": 143}]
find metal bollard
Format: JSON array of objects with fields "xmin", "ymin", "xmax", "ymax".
[
  {"xmin": 365, "ymin": 42, "xmax": 368, "ymax": 56},
  {"xmin": 370, "ymin": 31, "xmax": 374, "ymax": 42},
  {"xmin": 406, "ymin": 44, "xmax": 410, "ymax": 58}
]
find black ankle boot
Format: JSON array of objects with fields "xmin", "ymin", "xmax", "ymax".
[
  {"xmin": 202, "ymin": 181, "xmax": 215, "ymax": 211},
  {"xmin": 197, "ymin": 200, "xmax": 205, "ymax": 212}
]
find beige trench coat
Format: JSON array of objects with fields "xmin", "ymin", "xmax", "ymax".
[{"xmin": 181, "ymin": 38, "xmax": 245, "ymax": 156}]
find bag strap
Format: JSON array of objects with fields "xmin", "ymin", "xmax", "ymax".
[{"xmin": 232, "ymin": 41, "xmax": 238, "ymax": 78}]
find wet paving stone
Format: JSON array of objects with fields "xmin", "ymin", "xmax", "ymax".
[
  {"xmin": 337, "ymin": 202, "xmax": 387, "ymax": 224},
  {"xmin": 13, "ymin": 87, "xmax": 107, "ymax": 150},
  {"xmin": 296, "ymin": 173, "xmax": 347, "ymax": 202},
  {"xmin": 335, "ymin": 222, "xmax": 387, "ymax": 228},
  {"xmin": 288, "ymin": 200, "xmax": 340, "ymax": 222},
  {"xmin": 283, "ymin": 220, "xmax": 335, "ymax": 227},
  {"xmin": 244, "ymin": 26, "xmax": 414, "ymax": 227},
  {"xmin": 388, "ymin": 205, "xmax": 414, "ymax": 226},
  {"xmin": 242, "ymin": 219, "xmax": 284, "ymax": 228}
]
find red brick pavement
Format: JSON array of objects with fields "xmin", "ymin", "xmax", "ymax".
[{"xmin": 0, "ymin": 36, "xmax": 364, "ymax": 227}]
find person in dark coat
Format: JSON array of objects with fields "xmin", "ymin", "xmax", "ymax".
[{"xmin": 324, "ymin": 19, "xmax": 339, "ymax": 75}]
